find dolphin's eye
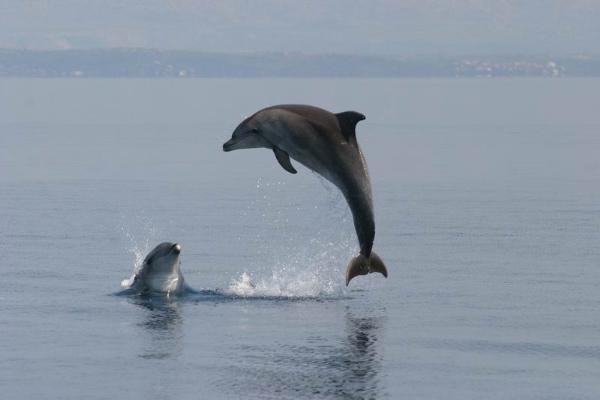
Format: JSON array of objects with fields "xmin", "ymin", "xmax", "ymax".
[{"xmin": 250, "ymin": 128, "xmax": 259, "ymax": 133}]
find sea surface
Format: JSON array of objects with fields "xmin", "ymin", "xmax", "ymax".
[{"xmin": 1, "ymin": 78, "xmax": 599, "ymax": 399}]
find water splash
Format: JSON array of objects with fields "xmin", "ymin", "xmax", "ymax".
[
  {"xmin": 119, "ymin": 217, "xmax": 158, "ymax": 287},
  {"xmin": 121, "ymin": 228, "xmax": 152, "ymax": 268},
  {"xmin": 226, "ymin": 266, "xmax": 340, "ymax": 299},
  {"xmin": 226, "ymin": 181, "xmax": 356, "ymax": 299}
]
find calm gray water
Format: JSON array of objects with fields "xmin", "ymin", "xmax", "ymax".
[{"xmin": 1, "ymin": 78, "xmax": 599, "ymax": 399}]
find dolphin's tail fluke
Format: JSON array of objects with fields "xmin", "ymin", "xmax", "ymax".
[{"xmin": 345, "ymin": 251, "xmax": 388, "ymax": 286}]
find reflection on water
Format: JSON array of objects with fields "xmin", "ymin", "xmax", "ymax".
[
  {"xmin": 226, "ymin": 307, "xmax": 385, "ymax": 399},
  {"xmin": 129, "ymin": 296, "xmax": 184, "ymax": 360},
  {"xmin": 339, "ymin": 313, "xmax": 382, "ymax": 398}
]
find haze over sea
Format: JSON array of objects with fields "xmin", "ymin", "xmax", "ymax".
[{"xmin": 1, "ymin": 78, "xmax": 599, "ymax": 399}]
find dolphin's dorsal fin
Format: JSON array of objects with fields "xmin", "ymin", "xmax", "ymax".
[
  {"xmin": 273, "ymin": 146, "xmax": 297, "ymax": 174},
  {"xmin": 335, "ymin": 111, "xmax": 366, "ymax": 141}
]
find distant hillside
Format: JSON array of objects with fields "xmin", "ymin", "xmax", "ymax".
[{"xmin": 1, "ymin": 49, "xmax": 599, "ymax": 78}]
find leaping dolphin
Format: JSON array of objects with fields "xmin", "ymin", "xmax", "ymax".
[{"xmin": 223, "ymin": 104, "xmax": 387, "ymax": 286}]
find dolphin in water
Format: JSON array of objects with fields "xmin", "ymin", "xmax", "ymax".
[
  {"xmin": 121, "ymin": 242, "xmax": 187, "ymax": 295},
  {"xmin": 223, "ymin": 104, "xmax": 387, "ymax": 285}
]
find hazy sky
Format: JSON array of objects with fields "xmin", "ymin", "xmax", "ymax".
[{"xmin": 1, "ymin": 0, "xmax": 599, "ymax": 55}]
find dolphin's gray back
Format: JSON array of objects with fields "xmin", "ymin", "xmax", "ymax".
[{"xmin": 265, "ymin": 104, "xmax": 343, "ymax": 140}]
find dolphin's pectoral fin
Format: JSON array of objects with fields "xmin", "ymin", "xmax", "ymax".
[
  {"xmin": 273, "ymin": 146, "xmax": 297, "ymax": 174},
  {"xmin": 335, "ymin": 111, "xmax": 366, "ymax": 141},
  {"xmin": 345, "ymin": 251, "xmax": 388, "ymax": 286}
]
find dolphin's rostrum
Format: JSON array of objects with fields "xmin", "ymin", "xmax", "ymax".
[{"xmin": 223, "ymin": 104, "xmax": 388, "ymax": 285}]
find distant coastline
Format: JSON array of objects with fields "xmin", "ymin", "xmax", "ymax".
[{"xmin": 1, "ymin": 49, "xmax": 599, "ymax": 78}]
